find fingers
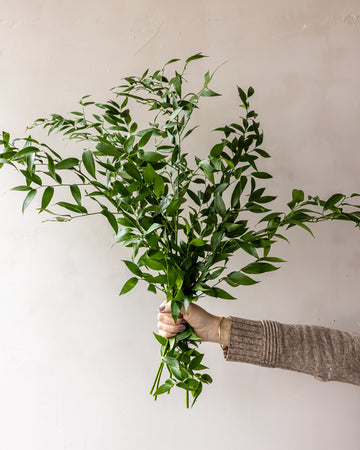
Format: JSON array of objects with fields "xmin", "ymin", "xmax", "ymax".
[
  {"xmin": 157, "ymin": 300, "xmax": 187, "ymax": 338},
  {"xmin": 157, "ymin": 320, "xmax": 187, "ymax": 338},
  {"xmin": 157, "ymin": 312, "xmax": 185, "ymax": 326}
]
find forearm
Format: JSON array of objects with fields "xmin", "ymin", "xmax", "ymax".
[
  {"xmin": 220, "ymin": 316, "xmax": 360, "ymax": 386},
  {"xmin": 206, "ymin": 315, "xmax": 231, "ymax": 347}
]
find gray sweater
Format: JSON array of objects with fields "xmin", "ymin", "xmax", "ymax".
[{"xmin": 223, "ymin": 316, "xmax": 360, "ymax": 386}]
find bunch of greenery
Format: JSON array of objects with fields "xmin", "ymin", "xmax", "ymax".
[{"xmin": 1, "ymin": 54, "xmax": 359, "ymax": 408}]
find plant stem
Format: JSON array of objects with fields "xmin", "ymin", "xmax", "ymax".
[
  {"xmin": 150, "ymin": 339, "xmax": 169, "ymax": 396},
  {"xmin": 154, "ymin": 363, "xmax": 164, "ymax": 400},
  {"xmin": 150, "ymin": 361, "xmax": 164, "ymax": 399}
]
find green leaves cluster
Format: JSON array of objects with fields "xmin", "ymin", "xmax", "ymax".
[
  {"xmin": 151, "ymin": 327, "xmax": 210, "ymax": 408},
  {"xmin": 1, "ymin": 53, "xmax": 359, "ymax": 407}
]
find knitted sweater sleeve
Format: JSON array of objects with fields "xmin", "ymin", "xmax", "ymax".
[{"xmin": 223, "ymin": 316, "xmax": 360, "ymax": 386}]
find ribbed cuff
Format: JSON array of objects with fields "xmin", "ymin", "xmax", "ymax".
[{"xmin": 223, "ymin": 316, "xmax": 280, "ymax": 367}]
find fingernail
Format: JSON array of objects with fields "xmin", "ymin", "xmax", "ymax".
[
  {"xmin": 179, "ymin": 325, "xmax": 186, "ymax": 332},
  {"xmin": 181, "ymin": 319, "xmax": 187, "ymax": 324},
  {"xmin": 159, "ymin": 305, "xmax": 165, "ymax": 311},
  {"xmin": 179, "ymin": 313, "xmax": 183, "ymax": 318}
]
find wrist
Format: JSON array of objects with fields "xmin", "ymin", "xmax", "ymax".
[{"xmin": 207, "ymin": 315, "xmax": 231, "ymax": 347}]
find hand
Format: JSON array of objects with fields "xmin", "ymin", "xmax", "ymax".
[{"xmin": 157, "ymin": 300, "xmax": 231, "ymax": 346}]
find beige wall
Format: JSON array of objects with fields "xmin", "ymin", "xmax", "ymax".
[{"xmin": 1, "ymin": 1, "xmax": 360, "ymax": 449}]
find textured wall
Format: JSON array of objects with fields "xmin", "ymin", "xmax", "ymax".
[{"xmin": 1, "ymin": 1, "xmax": 360, "ymax": 449}]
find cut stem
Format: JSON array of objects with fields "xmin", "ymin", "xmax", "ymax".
[{"xmin": 150, "ymin": 339, "xmax": 169, "ymax": 396}]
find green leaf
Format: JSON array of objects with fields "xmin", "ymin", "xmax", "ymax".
[
  {"xmin": 199, "ymin": 88, "xmax": 221, "ymax": 97},
  {"xmin": 96, "ymin": 142, "xmax": 120, "ymax": 156},
  {"xmin": 143, "ymin": 163, "xmax": 156, "ymax": 185},
  {"xmin": 163, "ymin": 57, "xmax": 181, "ymax": 67},
  {"xmin": 124, "ymin": 135, "xmax": 135, "ymax": 153},
  {"xmin": 210, "ymin": 231, "xmax": 223, "ymax": 251},
  {"xmin": 175, "ymin": 327, "xmax": 192, "ymax": 341},
  {"xmin": 166, "ymin": 198, "xmax": 184, "ymax": 216},
  {"xmin": 41, "ymin": 186, "xmax": 54, "ymax": 210},
  {"xmin": 210, "ymin": 143, "xmax": 224, "ymax": 158},
  {"xmin": 70, "ymin": 184, "xmax": 81, "ymax": 205},
  {"xmin": 323, "ymin": 193, "xmax": 344, "ymax": 211},
  {"xmin": 176, "ymin": 379, "xmax": 199, "ymax": 391},
  {"xmin": 189, "ymin": 354, "xmax": 204, "ymax": 370},
  {"xmin": 55, "ymin": 158, "xmax": 79, "ymax": 170},
  {"xmin": 124, "ymin": 162, "xmax": 141, "ymax": 181},
  {"xmin": 173, "ymin": 73, "xmax": 182, "ymax": 97},
  {"xmin": 203, "ymin": 169, "xmax": 215, "ymax": 184},
  {"xmin": 117, "ymin": 217, "xmax": 136, "ymax": 227},
  {"xmin": 214, "ymin": 193, "xmax": 226, "ymax": 217},
  {"xmin": 292, "ymin": 189, "xmax": 304, "ymax": 203},
  {"xmin": 82, "ymin": 149, "xmax": 96, "ymax": 178},
  {"xmin": 145, "ymin": 223, "xmax": 163, "ymax": 235},
  {"xmin": 101, "ymin": 209, "xmax": 118, "ymax": 234},
  {"xmin": 138, "ymin": 151, "xmax": 165, "ymax": 162},
  {"xmin": 191, "ymin": 383, "xmax": 203, "ymax": 408},
  {"xmin": 288, "ymin": 220, "xmax": 315, "ymax": 237},
  {"xmin": 119, "ymin": 277, "xmax": 138, "ymax": 295},
  {"xmin": 11, "ymin": 185, "xmax": 32, "ymax": 191},
  {"xmin": 153, "ymin": 332, "xmax": 167, "ymax": 346},
  {"xmin": 138, "ymin": 131, "xmax": 153, "ymax": 148},
  {"xmin": 259, "ymin": 212, "xmax": 282, "ymax": 223},
  {"xmin": 206, "ymin": 287, "xmax": 236, "ymax": 300},
  {"xmin": 13, "ymin": 146, "xmax": 39, "ymax": 160},
  {"xmin": 260, "ymin": 256, "xmax": 287, "ymax": 263},
  {"xmin": 154, "ymin": 383, "xmax": 172, "ymax": 396},
  {"xmin": 253, "ymin": 148, "xmax": 270, "ymax": 158},
  {"xmin": 187, "ymin": 189, "xmax": 201, "ymax": 206},
  {"xmin": 57, "ymin": 202, "xmax": 88, "ymax": 214},
  {"xmin": 171, "ymin": 300, "xmax": 182, "ymax": 323},
  {"xmin": 162, "ymin": 355, "xmax": 180, "ymax": 369},
  {"xmin": 116, "ymin": 228, "xmax": 133, "ymax": 243},
  {"xmin": 231, "ymin": 180, "xmax": 243, "ymax": 208},
  {"xmin": 256, "ymin": 195, "xmax": 276, "ymax": 204},
  {"xmin": 198, "ymin": 159, "xmax": 215, "ymax": 172},
  {"xmin": 2, "ymin": 131, "xmax": 10, "ymax": 143},
  {"xmin": 247, "ymin": 86, "xmax": 255, "ymax": 97},
  {"xmin": 189, "ymin": 238, "xmax": 207, "ymax": 247},
  {"xmin": 144, "ymin": 258, "xmax": 164, "ymax": 270},
  {"xmin": 123, "ymin": 260, "xmax": 142, "ymax": 277},
  {"xmin": 225, "ymin": 271, "xmax": 258, "ymax": 286},
  {"xmin": 153, "ymin": 174, "xmax": 165, "ymax": 197},
  {"xmin": 238, "ymin": 242, "xmax": 259, "ymax": 258},
  {"xmin": 251, "ymin": 171, "xmax": 272, "ymax": 179},
  {"xmin": 198, "ymin": 373, "xmax": 212, "ymax": 384},
  {"xmin": 22, "ymin": 189, "xmax": 37, "ymax": 214},
  {"xmin": 185, "ymin": 53, "xmax": 207, "ymax": 65},
  {"xmin": 46, "ymin": 153, "xmax": 55, "ymax": 175},
  {"xmin": 242, "ymin": 262, "xmax": 278, "ymax": 274},
  {"xmin": 237, "ymin": 86, "xmax": 247, "ymax": 104}
]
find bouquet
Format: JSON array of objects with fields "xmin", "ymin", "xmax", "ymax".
[{"xmin": 1, "ymin": 53, "xmax": 359, "ymax": 407}]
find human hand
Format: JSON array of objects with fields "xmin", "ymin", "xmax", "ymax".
[{"xmin": 157, "ymin": 300, "xmax": 231, "ymax": 346}]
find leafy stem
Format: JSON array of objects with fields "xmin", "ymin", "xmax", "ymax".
[{"xmin": 1, "ymin": 53, "xmax": 359, "ymax": 407}]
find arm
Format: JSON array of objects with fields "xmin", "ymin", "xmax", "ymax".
[
  {"xmin": 223, "ymin": 316, "xmax": 360, "ymax": 386},
  {"xmin": 157, "ymin": 302, "xmax": 360, "ymax": 386}
]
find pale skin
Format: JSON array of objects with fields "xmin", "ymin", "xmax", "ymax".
[{"xmin": 157, "ymin": 300, "xmax": 231, "ymax": 348}]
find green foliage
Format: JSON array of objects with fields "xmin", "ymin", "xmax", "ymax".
[{"xmin": 1, "ymin": 53, "xmax": 360, "ymax": 407}]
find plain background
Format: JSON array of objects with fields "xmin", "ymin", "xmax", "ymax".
[{"xmin": 1, "ymin": 1, "xmax": 360, "ymax": 449}]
